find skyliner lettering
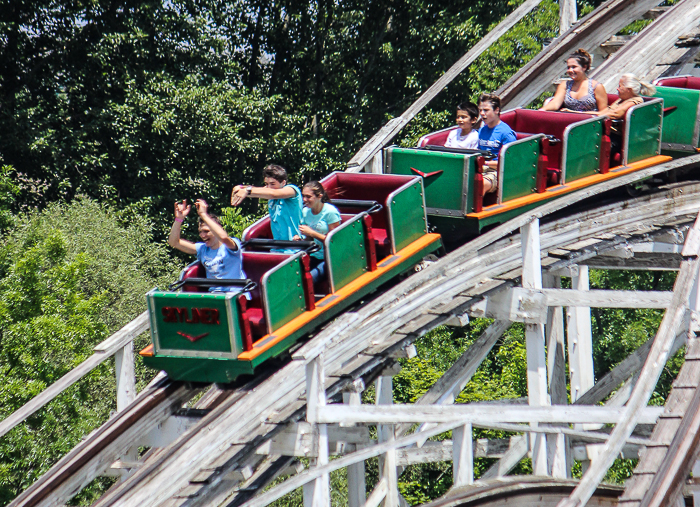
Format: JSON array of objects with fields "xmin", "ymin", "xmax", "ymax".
[{"xmin": 161, "ymin": 307, "xmax": 220, "ymax": 325}]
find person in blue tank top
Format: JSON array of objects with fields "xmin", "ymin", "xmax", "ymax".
[
  {"xmin": 477, "ymin": 93, "xmax": 517, "ymax": 196},
  {"xmin": 293, "ymin": 181, "xmax": 341, "ymax": 283},
  {"xmin": 230, "ymin": 164, "xmax": 302, "ymax": 243},
  {"xmin": 168, "ymin": 199, "xmax": 247, "ymax": 293}
]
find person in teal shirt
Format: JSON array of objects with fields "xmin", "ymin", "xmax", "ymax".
[
  {"xmin": 293, "ymin": 181, "xmax": 341, "ymax": 283},
  {"xmin": 230, "ymin": 164, "xmax": 302, "ymax": 242}
]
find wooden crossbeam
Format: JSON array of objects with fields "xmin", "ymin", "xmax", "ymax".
[{"xmin": 317, "ymin": 404, "xmax": 664, "ymax": 425}]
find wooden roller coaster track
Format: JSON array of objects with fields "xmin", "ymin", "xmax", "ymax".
[{"xmin": 7, "ymin": 154, "xmax": 700, "ymax": 507}]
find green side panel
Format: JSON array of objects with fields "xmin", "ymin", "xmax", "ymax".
[
  {"xmin": 500, "ymin": 137, "xmax": 539, "ymax": 202},
  {"xmin": 564, "ymin": 118, "xmax": 603, "ymax": 182},
  {"xmin": 328, "ymin": 216, "xmax": 368, "ymax": 291},
  {"xmin": 264, "ymin": 257, "xmax": 307, "ymax": 332},
  {"xmin": 626, "ymin": 101, "xmax": 663, "ymax": 164},
  {"xmin": 389, "ymin": 181, "xmax": 428, "ymax": 252},
  {"xmin": 149, "ymin": 292, "xmax": 241, "ymax": 354},
  {"xmin": 653, "ymin": 86, "xmax": 700, "ymax": 147},
  {"xmin": 386, "ymin": 147, "xmax": 475, "ymax": 213},
  {"xmin": 141, "ymin": 354, "xmax": 255, "ymax": 383}
]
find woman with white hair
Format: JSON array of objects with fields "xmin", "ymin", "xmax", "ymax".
[{"xmin": 595, "ymin": 74, "xmax": 656, "ymax": 120}]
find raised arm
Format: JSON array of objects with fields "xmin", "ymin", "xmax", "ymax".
[
  {"xmin": 195, "ymin": 199, "xmax": 238, "ymax": 251},
  {"xmin": 231, "ymin": 184, "xmax": 297, "ymax": 206},
  {"xmin": 168, "ymin": 200, "xmax": 197, "ymax": 255},
  {"xmin": 541, "ymin": 81, "xmax": 567, "ymax": 111}
]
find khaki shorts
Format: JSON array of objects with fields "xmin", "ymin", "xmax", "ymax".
[{"xmin": 483, "ymin": 169, "xmax": 498, "ymax": 193}]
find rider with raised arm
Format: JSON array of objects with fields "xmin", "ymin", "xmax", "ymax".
[
  {"xmin": 230, "ymin": 164, "xmax": 303, "ymax": 242},
  {"xmin": 168, "ymin": 199, "xmax": 246, "ymax": 291}
]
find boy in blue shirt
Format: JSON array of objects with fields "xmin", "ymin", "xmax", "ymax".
[
  {"xmin": 230, "ymin": 164, "xmax": 302, "ymax": 242},
  {"xmin": 478, "ymin": 93, "xmax": 517, "ymax": 196},
  {"xmin": 168, "ymin": 199, "xmax": 246, "ymax": 292}
]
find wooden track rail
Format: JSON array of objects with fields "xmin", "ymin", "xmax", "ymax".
[{"xmin": 21, "ymin": 155, "xmax": 686, "ymax": 507}]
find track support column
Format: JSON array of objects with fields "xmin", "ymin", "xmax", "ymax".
[
  {"xmin": 567, "ymin": 266, "xmax": 595, "ymax": 411},
  {"xmin": 115, "ymin": 342, "xmax": 136, "ymax": 412},
  {"xmin": 688, "ymin": 271, "xmax": 700, "ymax": 507},
  {"xmin": 559, "ymin": 0, "xmax": 577, "ymax": 34},
  {"xmin": 343, "ymin": 379, "xmax": 366, "ymax": 507},
  {"xmin": 377, "ymin": 367, "xmax": 399, "ymax": 507},
  {"xmin": 304, "ymin": 355, "xmax": 330, "ymax": 507},
  {"xmin": 521, "ymin": 218, "xmax": 549, "ymax": 476},
  {"xmin": 452, "ymin": 423, "xmax": 474, "ymax": 487},
  {"xmin": 544, "ymin": 273, "xmax": 569, "ymax": 478}
]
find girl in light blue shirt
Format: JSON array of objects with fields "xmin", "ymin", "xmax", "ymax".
[{"xmin": 294, "ymin": 181, "xmax": 341, "ymax": 283}]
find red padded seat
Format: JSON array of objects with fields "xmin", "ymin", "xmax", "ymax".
[
  {"xmin": 500, "ymin": 109, "xmax": 602, "ymax": 185},
  {"xmin": 181, "ymin": 263, "xmax": 207, "ymax": 292},
  {"xmin": 245, "ymin": 307, "xmax": 266, "ymax": 338},
  {"xmin": 417, "ymin": 127, "xmax": 456, "ymax": 147},
  {"xmin": 371, "ymin": 228, "xmax": 390, "ymax": 259},
  {"xmin": 241, "ymin": 252, "xmax": 290, "ymax": 338},
  {"xmin": 243, "ymin": 216, "xmax": 273, "ymax": 241},
  {"xmin": 655, "ymin": 76, "xmax": 700, "ymax": 91},
  {"xmin": 322, "ymin": 172, "xmax": 416, "ymax": 257}
]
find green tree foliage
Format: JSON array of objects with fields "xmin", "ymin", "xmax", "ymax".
[
  {"xmin": 1, "ymin": 0, "xmax": 564, "ymax": 229},
  {"xmin": 0, "ymin": 199, "xmax": 179, "ymax": 503}
]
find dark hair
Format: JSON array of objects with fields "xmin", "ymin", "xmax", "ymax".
[
  {"xmin": 478, "ymin": 93, "xmax": 502, "ymax": 113},
  {"xmin": 303, "ymin": 181, "xmax": 330, "ymax": 203},
  {"xmin": 262, "ymin": 164, "xmax": 288, "ymax": 183},
  {"xmin": 457, "ymin": 102, "xmax": 479, "ymax": 120},
  {"xmin": 567, "ymin": 48, "xmax": 592, "ymax": 72}
]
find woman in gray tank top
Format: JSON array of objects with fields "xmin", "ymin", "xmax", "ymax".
[{"xmin": 541, "ymin": 48, "xmax": 607, "ymax": 112}]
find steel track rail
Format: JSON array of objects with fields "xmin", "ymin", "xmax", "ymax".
[{"xmin": 73, "ymin": 156, "xmax": 700, "ymax": 507}]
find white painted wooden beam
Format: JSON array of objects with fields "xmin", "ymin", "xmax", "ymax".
[
  {"xmin": 316, "ymin": 404, "xmax": 664, "ymax": 425},
  {"xmin": 544, "ymin": 273, "xmax": 568, "ymax": 479},
  {"xmin": 115, "ymin": 343, "xmax": 136, "ymax": 413},
  {"xmin": 559, "ymin": 0, "xmax": 577, "ymax": 34},
  {"xmin": 452, "ymin": 424, "xmax": 473, "ymax": 487},
  {"xmin": 376, "ymin": 376, "xmax": 398, "ymax": 507},
  {"xmin": 522, "ymin": 219, "xmax": 549, "ymax": 476},
  {"xmin": 363, "ymin": 478, "xmax": 388, "ymax": 507},
  {"xmin": 304, "ymin": 356, "xmax": 330, "ymax": 507},
  {"xmin": 472, "ymin": 287, "xmax": 674, "ymax": 323},
  {"xmin": 254, "ymin": 423, "xmax": 370, "ymax": 457},
  {"xmin": 567, "ymin": 266, "xmax": 595, "ymax": 420},
  {"xmin": 344, "ymin": 387, "xmax": 366, "ymax": 507}
]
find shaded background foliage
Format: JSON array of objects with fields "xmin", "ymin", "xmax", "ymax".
[{"xmin": 0, "ymin": 0, "xmax": 578, "ymax": 233}]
